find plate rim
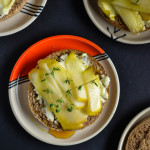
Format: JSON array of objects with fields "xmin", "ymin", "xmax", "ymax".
[
  {"xmin": 83, "ymin": 0, "xmax": 150, "ymax": 45},
  {"xmin": 118, "ymin": 107, "xmax": 150, "ymax": 150},
  {"xmin": 0, "ymin": 0, "xmax": 47, "ymax": 37},
  {"xmin": 8, "ymin": 35, "xmax": 120, "ymax": 146}
]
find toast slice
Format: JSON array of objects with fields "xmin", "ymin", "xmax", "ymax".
[
  {"xmin": 0, "ymin": 0, "xmax": 26, "ymax": 21},
  {"xmin": 125, "ymin": 117, "xmax": 150, "ymax": 150},
  {"xmin": 27, "ymin": 49, "xmax": 110, "ymax": 131}
]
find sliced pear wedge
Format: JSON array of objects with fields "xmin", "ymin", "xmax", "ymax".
[
  {"xmin": 29, "ymin": 69, "xmax": 62, "ymax": 104},
  {"xmin": 98, "ymin": 0, "xmax": 117, "ymax": 21},
  {"xmin": 37, "ymin": 62, "xmax": 64, "ymax": 104},
  {"xmin": 83, "ymin": 67, "xmax": 102, "ymax": 116},
  {"xmin": 65, "ymin": 52, "xmax": 87, "ymax": 102},
  {"xmin": 112, "ymin": 0, "xmax": 150, "ymax": 14},
  {"xmin": 53, "ymin": 105, "xmax": 87, "ymax": 130},
  {"xmin": 114, "ymin": 5, "xmax": 145, "ymax": 34}
]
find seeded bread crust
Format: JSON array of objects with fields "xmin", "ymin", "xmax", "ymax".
[
  {"xmin": 28, "ymin": 49, "xmax": 110, "ymax": 131},
  {"xmin": 0, "ymin": 0, "xmax": 26, "ymax": 21},
  {"xmin": 125, "ymin": 117, "xmax": 150, "ymax": 150},
  {"xmin": 98, "ymin": 6, "xmax": 150, "ymax": 32}
]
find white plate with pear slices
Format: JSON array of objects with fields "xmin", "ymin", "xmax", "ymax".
[
  {"xmin": 0, "ymin": 0, "xmax": 47, "ymax": 36},
  {"xmin": 8, "ymin": 35, "xmax": 120, "ymax": 145},
  {"xmin": 83, "ymin": 0, "xmax": 150, "ymax": 44}
]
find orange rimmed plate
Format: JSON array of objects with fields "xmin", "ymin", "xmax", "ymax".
[{"xmin": 8, "ymin": 35, "xmax": 120, "ymax": 145}]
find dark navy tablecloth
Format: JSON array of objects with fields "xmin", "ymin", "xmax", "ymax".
[{"xmin": 0, "ymin": 0, "xmax": 150, "ymax": 149}]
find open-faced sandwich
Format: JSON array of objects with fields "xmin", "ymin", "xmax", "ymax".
[
  {"xmin": 28, "ymin": 49, "xmax": 110, "ymax": 138},
  {"xmin": 98, "ymin": 0, "xmax": 150, "ymax": 34},
  {"xmin": 0, "ymin": 0, "xmax": 26, "ymax": 21},
  {"xmin": 125, "ymin": 117, "xmax": 150, "ymax": 150}
]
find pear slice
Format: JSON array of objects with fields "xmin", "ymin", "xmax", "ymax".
[
  {"xmin": 38, "ymin": 59, "xmax": 85, "ymax": 109},
  {"xmin": 38, "ymin": 62, "xmax": 64, "ymax": 104},
  {"xmin": 65, "ymin": 52, "xmax": 87, "ymax": 102},
  {"xmin": 114, "ymin": 5, "xmax": 145, "ymax": 34},
  {"xmin": 98, "ymin": 0, "xmax": 117, "ymax": 21},
  {"xmin": 83, "ymin": 67, "xmax": 102, "ymax": 116},
  {"xmin": 112, "ymin": 0, "xmax": 150, "ymax": 14},
  {"xmin": 28, "ymin": 68, "xmax": 63, "ymax": 104},
  {"xmin": 53, "ymin": 105, "xmax": 87, "ymax": 130}
]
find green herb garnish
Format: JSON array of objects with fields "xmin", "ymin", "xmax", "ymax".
[
  {"xmin": 45, "ymin": 73, "xmax": 49, "ymax": 76},
  {"xmin": 41, "ymin": 78, "xmax": 47, "ymax": 84},
  {"xmin": 55, "ymin": 105, "xmax": 60, "ymax": 113},
  {"xmin": 50, "ymin": 103, "xmax": 61, "ymax": 113},
  {"xmin": 41, "ymin": 79, "xmax": 46, "ymax": 82},
  {"xmin": 56, "ymin": 98, "xmax": 64, "ymax": 103},
  {"xmin": 66, "ymin": 89, "xmax": 72, "ymax": 97},
  {"xmin": 78, "ymin": 85, "xmax": 83, "ymax": 91},
  {"xmin": 50, "ymin": 67, "xmax": 60, "ymax": 78},
  {"xmin": 67, "ymin": 104, "xmax": 74, "ymax": 112},
  {"xmin": 64, "ymin": 77, "xmax": 73, "ymax": 85},
  {"xmin": 42, "ymin": 89, "xmax": 53, "ymax": 94},
  {"xmin": 91, "ymin": 80, "xmax": 98, "ymax": 87},
  {"xmin": 50, "ymin": 103, "xmax": 54, "ymax": 108}
]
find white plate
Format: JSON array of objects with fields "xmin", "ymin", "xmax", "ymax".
[
  {"xmin": 83, "ymin": 0, "xmax": 150, "ymax": 44},
  {"xmin": 0, "ymin": 0, "xmax": 47, "ymax": 36},
  {"xmin": 118, "ymin": 107, "xmax": 150, "ymax": 150},
  {"xmin": 8, "ymin": 35, "xmax": 120, "ymax": 146}
]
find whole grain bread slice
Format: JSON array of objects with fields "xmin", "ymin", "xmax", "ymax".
[
  {"xmin": 0, "ymin": 0, "xmax": 26, "ymax": 21},
  {"xmin": 27, "ymin": 49, "xmax": 110, "ymax": 131},
  {"xmin": 125, "ymin": 117, "xmax": 150, "ymax": 150}
]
